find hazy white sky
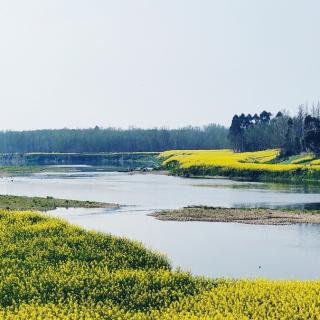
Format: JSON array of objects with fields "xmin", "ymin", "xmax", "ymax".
[{"xmin": 0, "ymin": 0, "xmax": 319, "ymax": 130}]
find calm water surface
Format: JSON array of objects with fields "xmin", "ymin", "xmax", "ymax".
[{"xmin": 1, "ymin": 170, "xmax": 320, "ymax": 279}]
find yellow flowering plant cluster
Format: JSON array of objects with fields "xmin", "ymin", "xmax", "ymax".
[
  {"xmin": 290, "ymin": 155, "xmax": 315, "ymax": 164},
  {"xmin": 0, "ymin": 210, "xmax": 320, "ymax": 319},
  {"xmin": 311, "ymin": 159, "xmax": 320, "ymax": 166},
  {"xmin": 160, "ymin": 149, "xmax": 320, "ymax": 180}
]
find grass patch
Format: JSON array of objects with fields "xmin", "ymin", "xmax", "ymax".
[{"xmin": 0, "ymin": 195, "xmax": 118, "ymax": 211}]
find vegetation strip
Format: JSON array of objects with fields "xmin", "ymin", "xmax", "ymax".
[
  {"xmin": 0, "ymin": 195, "xmax": 119, "ymax": 211},
  {"xmin": 1, "ymin": 209, "xmax": 320, "ymax": 319},
  {"xmin": 0, "ymin": 152, "xmax": 160, "ymax": 168},
  {"xmin": 160, "ymin": 149, "xmax": 320, "ymax": 181},
  {"xmin": 152, "ymin": 206, "xmax": 320, "ymax": 225}
]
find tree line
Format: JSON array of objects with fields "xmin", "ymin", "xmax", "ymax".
[
  {"xmin": 1, "ymin": 105, "xmax": 319, "ymax": 155},
  {"xmin": 0, "ymin": 124, "xmax": 229, "ymax": 153},
  {"xmin": 228, "ymin": 104, "xmax": 320, "ymax": 156}
]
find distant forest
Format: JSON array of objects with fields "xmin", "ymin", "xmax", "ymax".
[
  {"xmin": 229, "ymin": 104, "xmax": 320, "ymax": 156},
  {"xmin": 1, "ymin": 104, "xmax": 319, "ymax": 155},
  {"xmin": 0, "ymin": 124, "xmax": 228, "ymax": 153}
]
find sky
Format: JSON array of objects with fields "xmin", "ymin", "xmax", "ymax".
[{"xmin": 0, "ymin": 0, "xmax": 319, "ymax": 130}]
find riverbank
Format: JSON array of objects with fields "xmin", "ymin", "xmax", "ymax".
[
  {"xmin": 0, "ymin": 194, "xmax": 119, "ymax": 211},
  {"xmin": 0, "ymin": 163, "xmax": 164, "ymax": 177},
  {"xmin": 0, "ymin": 152, "xmax": 160, "ymax": 167},
  {"xmin": 152, "ymin": 206, "xmax": 320, "ymax": 225},
  {"xmin": 159, "ymin": 149, "xmax": 320, "ymax": 182},
  {"xmin": 1, "ymin": 209, "xmax": 320, "ymax": 319},
  {"xmin": 0, "ymin": 165, "xmax": 92, "ymax": 177}
]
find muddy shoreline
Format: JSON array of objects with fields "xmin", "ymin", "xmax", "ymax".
[{"xmin": 151, "ymin": 206, "xmax": 320, "ymax": 225}]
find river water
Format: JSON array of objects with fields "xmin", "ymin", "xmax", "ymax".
[{"xmin": 0, "ymin": 169, "xmax": 320, "ymax": 279}]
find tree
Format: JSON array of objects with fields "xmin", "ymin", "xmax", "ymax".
[
  {"xmin": 228, "ymin": 108, "xmax": 308, "ymax": 155},
  {"xmin": 259, "ymin": 111, "xmax": 272, "ymax": 123},
  {"xmin": 305, "ymin": 115, "xmax": 320, "ymax": 155},
  {"xmin": 0, "ymin": 126, "xmax": 230, "ymax": 153},
  {"xmin": 229, "ymin": 115, "xmax": 243, "ymax": 151}
]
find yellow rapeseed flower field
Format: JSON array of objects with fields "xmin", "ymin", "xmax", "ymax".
[
  {"xmin": 0, "ymin": 209, "xmax": 320, "ymax": 319},
  {"xmin": 160, "ymin": 149, "xmax": 320, "ymax": 180},
  {"xmin": 311, "ymin": 159, "xmax": 320, "ymax": 166}
]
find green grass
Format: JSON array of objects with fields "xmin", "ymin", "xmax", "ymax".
[
  {"xmin": 0, "ymin": 166, "xmax": 49, "ymax": 173},
  {"xmin": 278, "ymin": 153, "xmax": 316, "ymax": 165},
  {"xmin": 0, "ymin": 195, "xmax": 118, "ymax": 211}
]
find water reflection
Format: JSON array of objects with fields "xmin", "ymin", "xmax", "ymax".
[
  {"xmin": 195, "ymin": 181, "xmax": 320, "ymax": 194},
  {"xmin": 232, "ymin": 202, "xmax": 320, "ymax": 210}
]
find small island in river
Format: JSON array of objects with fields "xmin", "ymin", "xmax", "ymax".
[{"xmin": 152, "ymin": 206, "xmax": 320, "ymax": 225}]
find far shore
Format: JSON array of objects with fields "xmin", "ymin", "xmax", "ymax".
[{"xmin": 151, "ymin": 206, "xmax": 320, "ymax": 225}]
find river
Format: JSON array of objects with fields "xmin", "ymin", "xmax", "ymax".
[{"xmin": 0, "ymin": 169, "xmax": 320, "ymax": 279}]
